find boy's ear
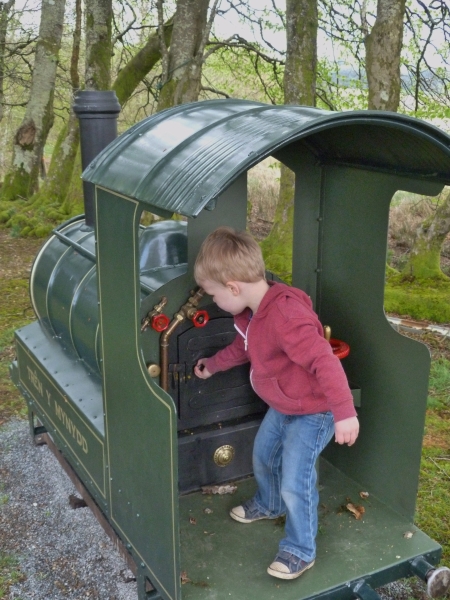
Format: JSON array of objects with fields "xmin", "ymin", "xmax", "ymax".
[{"xmin": 226, "ymin": 281, "xmax": 240, "ymax": 296}]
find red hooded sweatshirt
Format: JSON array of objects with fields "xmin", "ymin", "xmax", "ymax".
[{"xmin": 204, "ymin": 282, "xmax": 357, "ymax": 423}]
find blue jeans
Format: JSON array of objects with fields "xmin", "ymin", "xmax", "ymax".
[{"xmin": 251, "ymin": 408, "xmax": 335, "ymax": 562}]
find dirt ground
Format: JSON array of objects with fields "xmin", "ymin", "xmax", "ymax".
[{"xmin": 0, "ymin": 230, "xmax": 43, "ymax": 280}]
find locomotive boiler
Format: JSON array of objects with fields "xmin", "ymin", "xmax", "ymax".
[{"xmin": 11, "ymin": 92, "xmax": 450, "ymax": 600}]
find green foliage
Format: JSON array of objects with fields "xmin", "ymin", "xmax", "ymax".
[
  {"xmin": 260, "ymin": 166, "xmax": 295, "ymax": 283},
  {"xmin": 316, "ymin": 58, "xmax": 368, "ymax": 111},
  {"xmin": 203, "ymin": 46, "xmax": 283, "ymax": 104},
  {"xmin": 0, "ymin": 197, "xmax": 72, "ymax": 237},
  {"xmin": 0, "ymin": 168, "xmax": 32, "ymax": 203}
]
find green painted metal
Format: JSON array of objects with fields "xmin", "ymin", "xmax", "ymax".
[
  {"xmin": 318, "ymin": 168, "xmax": 441, "ymax": 520},
  {"xmin": 278, "ymin": 141, "xmax": 444, "ymax": 520},
  {"xmin": 83, "ymin": 100, "xmax": 450, "ymax": 218},
  {"xmin": 95, "ymin": 189, "xmax": 180, "ymax": 600},
  {"xmin": 30, "ymin": 219, "xmax": 188, "ymax": 375},
  {"xmin": 178, "ymin": 461, "xmax": 440, "ymax": 600},
  {"xmin": 31, "ymin": 217, "xmax": 100, "ymax": 373},
  {"xmin": 11, "ymin": 321, "xmax": 107, "ymax": 511}
]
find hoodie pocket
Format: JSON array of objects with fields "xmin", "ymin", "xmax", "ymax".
[{"xmin": 250, "ymin": 371, "xmax": 301, "ymax": 411}]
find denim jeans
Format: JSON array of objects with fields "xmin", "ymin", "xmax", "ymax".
[{"xmin": 251, "ymin": 408, "xmax": 335, "ymax": 563}]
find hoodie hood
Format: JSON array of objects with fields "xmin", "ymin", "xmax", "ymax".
[{"xmin": 254, "ymin": 281, "xmax": 314, "ymax": 320}]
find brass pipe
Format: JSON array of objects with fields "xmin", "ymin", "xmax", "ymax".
[
  {"xmin": 159, "ymin": 288, "xmax": 205, "ymax": 392},
  {"xmin": 160, "ymin": 314, "xmax": 184, "ymax": 391}
]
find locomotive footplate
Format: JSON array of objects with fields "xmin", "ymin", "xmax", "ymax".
[{"xmin": 178, "ymin": 459, "xmax": 442, "ymax": 600}]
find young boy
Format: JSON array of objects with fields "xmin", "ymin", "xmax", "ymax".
[{"xmin": 194, "ymin": 227, "xmax": 359, "ymax": 580}]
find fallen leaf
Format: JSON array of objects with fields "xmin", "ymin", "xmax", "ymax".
[
  {"xmin": 120, "ymin": 568, "xmax": 136, "ymax": 583},
  {"xmin": 346, "ymin": 502, "xmax": 365, "ymax": 519},
  {"xmin": 201, "ymin": 484, "xmax": 237, "ymax": 495},
  {"xmin": 204, "ymin": 508, "xmax": 213, "ymax": 514},
  {"xmin": 68, "ymin": 494, "xmax": 87, "ymax": 509},
  {"xmin": 359, "ymin": 491, "xmax": 369, "ymax": 499},
  {"xmin": 403, "ymin": 531, "xmax": 414, "ymax": 539},
  {"xmin": 189, "ymin": 517, "xmax": 197, "ymax": 525},
  {"xmin": 181, "ymin": 571, "xmax": 191, "ymax": 584}
]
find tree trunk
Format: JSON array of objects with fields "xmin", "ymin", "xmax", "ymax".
[
  {"xmin": 363, "ymin": 1, "xmax": 449, "ymax": 282},
  {"xmin": 113, "ymin": 18, "xmax": 173, "ymax": 105},
  {"xmin": 156, "ymin": 0, "xmax": 211, "ymax": 111},
  {"xmin": 261, "ymin": 0, "xmax": 317, "ymax": 281},
  {"xmin": 0, "ymin": 0, "xmax": 15, "ymax": 123},
  {"xmin": 85, "ymin": 0, "xmax": 113, "ymax": 90},
  {"xmin": 56, "ymin": 0, "xmax": 113, "ymax": 218},
  {"xmin": 28, "ymin": 15, "xmax": 173, "ymax": 224},
  {"xmin": 0, "ymin": 0, "xmax": 66, "ymax": 202},
  {"xmin": 364, "ymin": 0, "xmax": 405, "ymax": 111},
  {"xmin": 283, "ymin": 0, "xmax": 317, "ymax": 106},
  {"xmin": 401, "ymin": 188, "xmax": 450, "ymax": 281},
  {"xmin": 26, "ymin": 0, "xmax": 82, "ymax": 213}
]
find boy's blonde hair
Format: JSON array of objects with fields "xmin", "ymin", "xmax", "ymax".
[{"xmin": 194, "ymin": 227, "xmax": 266, "ymax": 285}]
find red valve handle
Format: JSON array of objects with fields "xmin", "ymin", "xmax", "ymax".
[
  {"xmin": 330, "ymin": 338, "xmax": 350, "ymax": 360},
  {"xmin": 192, "ymin": 310, "xmax": 209, "ymax": 328},
  {"xmin": 151, "ymin": 313, "xmax": 170, "ymax": 332}
]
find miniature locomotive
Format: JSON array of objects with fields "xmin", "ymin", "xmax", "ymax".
[{"xmin": 11, "ymin": 92, "xmax": 450, "ymax": 600}]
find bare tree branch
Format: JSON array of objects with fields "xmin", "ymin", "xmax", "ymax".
[
  {"xmin": 112, "ymin": 0, "xmax": 137, "ymax": 45},
  {"xmin": 201, "ymin": 85, "xmax": 230, "ymax": 97}
]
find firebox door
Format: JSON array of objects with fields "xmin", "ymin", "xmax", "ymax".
[{"xmin": 168, "ymin": 304, "xmax": 267, "ymax": 431}]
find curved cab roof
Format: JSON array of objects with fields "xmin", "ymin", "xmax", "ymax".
[{"xmin": 83, "ymin": 99, "xmax": 450, "ymax": 217}]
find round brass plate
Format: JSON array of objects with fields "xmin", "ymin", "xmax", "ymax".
[{"xmin": 213, "ymin": 445, "xmax": 235, "ymax": 467}]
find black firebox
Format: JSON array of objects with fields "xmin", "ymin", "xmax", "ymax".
[{"xmin": 168, "ymin": 304, "xmax": 267, "ymax": 493}]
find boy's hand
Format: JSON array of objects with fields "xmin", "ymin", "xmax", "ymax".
[
  {"xmin": 334, "ymin": 416, "xmax": 359, "ymax": 446},
  {"xmin": 194, "ymin": 359, "xmax": 212, "ymax": 379}
]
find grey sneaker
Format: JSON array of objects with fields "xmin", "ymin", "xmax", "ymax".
[
  {"xmin": 229, "ymin": 498, "xmax": 272, "ymax": 523},
  {"xmin": 267, "ymin": 551, "xmax": 315, "ymax": 580}
]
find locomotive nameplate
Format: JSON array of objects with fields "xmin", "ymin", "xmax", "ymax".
[{"xmin": 14, "ymin": 328, "xmax": 106, "ymax": 499}]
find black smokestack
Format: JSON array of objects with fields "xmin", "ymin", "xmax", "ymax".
[{"xmin": 73, "ymin": 90, "xmax": 121, "ymax": 228}]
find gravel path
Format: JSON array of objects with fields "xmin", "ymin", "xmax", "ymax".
[{"xmin": 0, "ymin": 419, "xmax": 137, "ymax": 600}]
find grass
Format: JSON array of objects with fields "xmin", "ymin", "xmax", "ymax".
[
  {"xmin": 410, "ymin": 331, "xmax": 450, "ymax": 567},
  {"xmin": 0, "ymin": 231, "xmax": 41, "ymax": 423},
  {"xmin": 417, "ymin": 429, "xmax": 450, "ymax": 567},
  {"xmin": 0, "ymin": 553, "xmax": 26, "ymax": 597},
  {"xmin": 384, "ymin": 277, "xmax": 450, "ymax": 324},
  {"xmin": 427, "ymin": 359, "xmax": 450, "ymax": 411},
  {"xmin": 0, "ymin": 306, "xmax": 34, "ymax": 423}
]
